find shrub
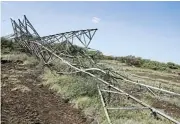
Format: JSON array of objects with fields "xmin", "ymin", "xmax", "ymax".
[
  {"xmin": 1, "ymin": 37, "xmax": 20, "ymax": 53},
  {"xmin": 167, "ymin": 62, "xmax": 179, "ymax": 69}
]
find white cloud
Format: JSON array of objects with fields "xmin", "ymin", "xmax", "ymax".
[{"xmin": 92, "ymin": 17, "xmax": 101, "ymax": 24}]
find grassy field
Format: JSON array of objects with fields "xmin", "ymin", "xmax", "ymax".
[
  {"xmin": 2, "ymin": 52, "xmax": 180, "ymax": 124},
  {"xmin": 41, "ymin": 58, "xmax": 180, "ymax": 123}
]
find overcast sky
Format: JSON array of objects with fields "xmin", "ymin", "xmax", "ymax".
[{"xmin": 1, "ymin": 1, "xmax": 180, "ymax": 64}]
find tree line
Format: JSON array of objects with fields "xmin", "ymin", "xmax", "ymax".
[{"xmin": 102, "ymin": 55, "xmax": 180, "ymax": 71}]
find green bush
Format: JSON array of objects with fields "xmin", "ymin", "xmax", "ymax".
[
  {"xmin": 167, "ymin": 62, "xmax": 179, "ymax": 69},
  {"xmin": 64, "ymin": 76, "xmax": 98, "ymax": 98},
  {"xmin": 1, "ymin": 37, "xmax": 20, "ymax": 53}
]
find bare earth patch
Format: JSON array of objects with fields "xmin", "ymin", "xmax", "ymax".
[
  {"xmin": 152, "ymin": 99, "xmax": 180, "ymax": 118},
  {"xmin": 1, "ymin": 60, "xmax": 88, "ymax": 124}
]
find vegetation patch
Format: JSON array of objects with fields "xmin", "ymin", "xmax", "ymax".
[{"xmin": 102, "ymin": 55, "xmax": 180, "ymax": 72}]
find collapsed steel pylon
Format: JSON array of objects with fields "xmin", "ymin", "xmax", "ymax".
[
  {"xmin": 10, "ymin": 15, "xmax": 180, "ymax": 124},
  {"xmin": 10, "ymin": 15, "xmax": 99, "ymax": 68}
]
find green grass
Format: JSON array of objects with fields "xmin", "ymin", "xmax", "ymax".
[
  {"xmin": 42, "ymin": 67, "xmax": 180, "ymax": 124},
  {"xmin": 1, "ymin": 53, "xmax": 38, "ymax": 66},
  {"xmin": 42, "ymin": 68, "xmax": 102, "ymax": 116},
  {"xmin": 42, "ymin": 68, "xmax": 98, "ymax": 98}
]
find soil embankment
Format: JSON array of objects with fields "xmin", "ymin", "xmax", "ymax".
[{"xmin": 1, "ymin": 59, "xmax": 87, "ymax": 124}]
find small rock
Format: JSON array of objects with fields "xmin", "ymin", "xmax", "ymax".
[{"xmin": 11, "ymin": 85, "xmax": 31, "ymax": 93}]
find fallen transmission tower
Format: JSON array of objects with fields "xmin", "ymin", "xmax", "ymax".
[{"xmin": 10, "ymin": 15, "xmax": 180, "ymax": 124}]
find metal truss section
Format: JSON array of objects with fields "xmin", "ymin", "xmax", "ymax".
[
  {"xmin": 41, "ymin": 28, "xmax": 97, "ymax": 48},
  {"xmin": 10, "ymin": 15, "xmax": 99, "ymax": 67}
]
